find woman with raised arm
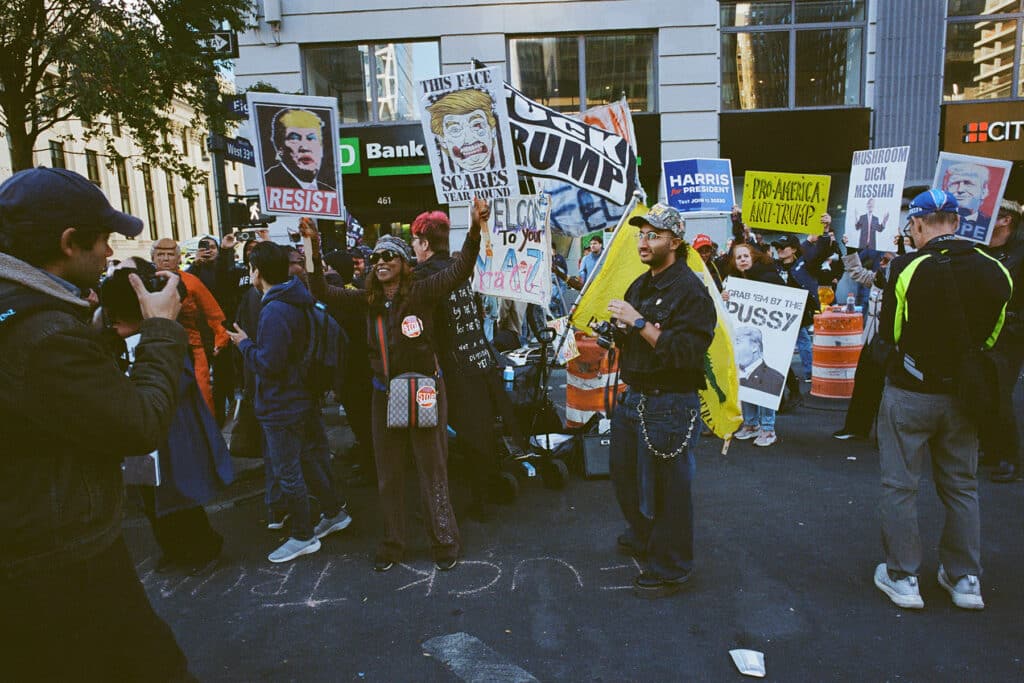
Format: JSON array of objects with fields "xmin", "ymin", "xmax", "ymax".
[{"xmin": 302, "ymin": 198, "xmax": 488, "ymax": 573}]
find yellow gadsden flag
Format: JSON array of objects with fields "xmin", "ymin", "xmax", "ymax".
[{"xmin": 570, "ymin": 203, "xmax": 741, "ymax": 439}]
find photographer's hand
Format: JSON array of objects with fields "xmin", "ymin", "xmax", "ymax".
[
  {"xmin": 129, "ymin": 271, "xmax": 182, "ymax": 321},
  {"xmin": 221, "ymin": 233, "xmax": 238, "ymax": 250},
  {"xmin": 607, "ymin": 299, "xmax": 641, "ymax": 326}
]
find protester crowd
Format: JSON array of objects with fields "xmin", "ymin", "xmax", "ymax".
[{"xmin": 1, "ymin": 166, "xmax": 1020, "ymax": 678}]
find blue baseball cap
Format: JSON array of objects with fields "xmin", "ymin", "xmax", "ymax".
[
  {"xmin": 906, "ymin": 189, "xmax": 959, "ymax": 220},
  {"xmin": 0, "ymin": 167, "xmax": 143, "ymax": 238}
]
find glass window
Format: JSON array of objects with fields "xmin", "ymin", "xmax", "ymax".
[
  {"xmin": 187, "ymin": 194, "xmax": 197, "ymax": 238},
  {"xmin": 85, "ymin": 150, "xmax": 101, "ymax": 186},
  {"xmin": 721, "ymin": 1, "xmax": 793, "ymax": 27},
  {"xmin": 721, "ymin": 0, "xmax": 866, "ymax": 110},
  {"xmin": 205, "ymin": 184, "xmax": 214, "ymax": 233},
  {"xmin": 508, "ymin": 33, "xmax": 656, "ymax": 113},
  {"xmin": 721, "ymin": 32, "xmax": 789, "ymax": 110},
  {"xmin": 49, "ymin": 141, "xmax": 66, "ymax": 169},
  {"xmin": 947, "ymin": 0, "xmax": 1020, "ymax": 18},
  {"xmin": 115, "ymin": 158, "xmax": 132, "ymax": 215},
  {"xmin": 305, "ymin": 42, "xmax": 439, "ymax": 124},
  {"xmin": 509, "ymin": 36, "xmax": 581, "ymax": 112},
  {"xmin": 166, "ymin": 173, "xmax": 179, "ymax": 242},
  {"xmin": 110, "ymin": 115, "xmax": 122, "ymax": 138},
  {"xmin": 795, "ymin": 28, "xmax": 863, "ymax": 106},
  {"xmin": 585, "ymin": 34, "xmax": 655, "ymax": 111},
  {"xmin": 142, "ymin": 164, "xmax": 158, "ymax": 240},
  {"xmin": 944, "ymin": 13, "xmax": 1021, "ymax": 101},
  {"xmin": 795, "ymin": 0, "xmax": 865, "ymax": 23}
]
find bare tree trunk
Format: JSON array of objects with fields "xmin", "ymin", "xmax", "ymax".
[{"xmin": 4, "ymin": 103, "xmax": 36, "ymax": 172}]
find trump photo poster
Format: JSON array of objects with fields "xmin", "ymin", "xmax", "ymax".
[
  {"xmin": 417, "ymin": 67, "xmax": 520, "ymax": 205},
  {"xmin": 247, "ymin": 92, "xmax": 343, "ymax": 218},
  {"xmin": 932, "ymin": 152, "xmax": 1012, "ymax": 245},
  {"xmin": 845, "ymin": 146, "xmax": 909, "ymax": 252},
  {"xmin": 722, "ymin": 278, "xmax": 807, "ymax": 411}
]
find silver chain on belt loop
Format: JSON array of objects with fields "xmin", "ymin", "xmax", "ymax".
[{"xmin": 637, "ymin": 395, "xmax": 698, "ymax": 460}]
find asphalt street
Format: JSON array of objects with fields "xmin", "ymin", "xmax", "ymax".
[{"xmin": 124, "ymin": 383, "xmax": 1024, "ymax": 682}]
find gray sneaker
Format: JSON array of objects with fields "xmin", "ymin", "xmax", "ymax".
[
  {"xmin": 314, "ymin": 510, "xmax": 353, "ymax": 540},
  {"xmin": 937, "ymin": 565, "xmax": 984, "ymax": 610},
  {"xmin": 873, "ymin": 563, "xmax": 924, "ymax": 609},
  {"xmin": 268, "ymin": 537, "xmax": 321, "ymax": 563}
]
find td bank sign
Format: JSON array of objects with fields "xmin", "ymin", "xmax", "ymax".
[{"xmin": 338, "ymin": 125, "xmax": 431, "ymax": 178}]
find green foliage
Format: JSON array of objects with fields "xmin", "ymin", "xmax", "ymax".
[{"xmin": 0, "ymin": 0, "xmax": 253, "ymax": 190}]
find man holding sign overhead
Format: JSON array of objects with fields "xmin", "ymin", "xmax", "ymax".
[{"xmin": 602, "ymin": 203, "xmax": 715, "ymax": 596}]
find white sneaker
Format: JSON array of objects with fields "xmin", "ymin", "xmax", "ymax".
[
  {"xmin": 268, "ymin": 537, "xmax": 321, "ymax": 563},
  {"xmin": 734, "ymin": 424, "xmax": 759, "ymax": 440},
  {"xmin": 754, "ymin": 431, "xmax": 777, "ymax": 447},
  {"xmin": 873, "ymin": 563, "xmax": 924, "ymax": 609},
  {"xmin": 314, "ymin": 510, "xmax": 353, "ymax": 539},
  {"xmin": 938, "ymin": 565, "xmax": 984, "ymax": 610}
]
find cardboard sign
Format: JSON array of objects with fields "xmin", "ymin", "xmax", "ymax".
[
  {"xmin": 845, "ymin": 146, "xmax": 909, "ymax": 252},
  {"xmin": 534, "ymin": 99, "xmax": 641, "ymax": 237},
  {"xmin": 247, "ymin": 92, "xmax": 343, "ymax": 218},
  {"xmin": 722, "ymin": 278, "xmax": 807, "ymax": 411},
  {"xmin": 741, "ymin": 171, "xmax": 831, "ymax": 234},
  {"xmin": 418, "ymin": 67, "xmax": 519, "ymax": 204},
  {"xmin": 473, "ymin": 195, "xmax": 552, "ymax": 307},
  {"xmin": 505, "ymin": 85, "xmax": 638, "ymax": 205},
  {"xmin": 932, "ymin": 152, "xmax": 1013, "ymax": 245},
  {"xmin": 663, "ymin": 158, "xmax": 735, "ymax": 213}
]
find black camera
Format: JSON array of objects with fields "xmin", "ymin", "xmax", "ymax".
[
  {"xmin": 237, "ymin": 229, "xmax": 256, "ymax": 242},
  {"xmin": 100, "ymin": 259, "xmax": 186, "ymax": 325},
  {"xmin": 593, "ymin": 320, "xmax": 617, "ymax": 350}
]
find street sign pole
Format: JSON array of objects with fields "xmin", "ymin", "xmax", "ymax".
[{"xmin": 199, "ymin": 29, "xmax": 238, "ymax": 237}]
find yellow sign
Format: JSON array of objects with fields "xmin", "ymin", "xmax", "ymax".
[
  {"xmin": 570, "ymin": 203, "xmax": 741, "ymax": 439},
  {"xmin": 741, "ymin": 170, "xmax": 831, "ymax": 235}
]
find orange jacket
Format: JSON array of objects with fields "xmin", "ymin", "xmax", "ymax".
[{"xmin": 178, "ymin": 270, "xmax": 229, "ymax": 352}]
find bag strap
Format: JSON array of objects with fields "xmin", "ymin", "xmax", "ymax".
[{"xmin": 374, "ymin": 314, "xmax": 390, "ymax": 380}]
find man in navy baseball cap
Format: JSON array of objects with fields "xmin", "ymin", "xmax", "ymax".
[
  {"xmin": 902, "ymin": 188, "xmax": 960, "ymax": 248},
  {"xmin": 0, "ymin": 167, "xmax": 143, "ymax": 289}
]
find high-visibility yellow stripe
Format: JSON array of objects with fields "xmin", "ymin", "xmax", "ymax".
[
  {"xmin": 892, "ymin": 254, "xmax": 931, "ymax": 345},
  {"xmin": 973, "ymin": 247, "xmax": 1013, "ymax": 349}
]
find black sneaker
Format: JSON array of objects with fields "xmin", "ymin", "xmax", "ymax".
[
  {"xmin": 990, "ymin": 462, "xmax": 1021, "ymax": 483},
  {"xmin": 832, "ymin": 429, "xmax": 863, "ymax": 440},
  {"xmin": 633, "ymin": 570, "xmax": 693, "ymax": 589},
  {"xmin": 435, "ymin": 558, "xmax": 458, "ymax": 572},
  {"xmin": 373, "ymin": 557, "xmax": 395, "ymax": 573}
]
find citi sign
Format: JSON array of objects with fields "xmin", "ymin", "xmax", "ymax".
[{"xmin": 962, "ymin": 120, "xmax": 1024, "ymax": 144}]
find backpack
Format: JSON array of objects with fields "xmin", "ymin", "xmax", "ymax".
[{"xmin": 301, "ymin": 301, "xmax": 345, "ymax": 395}]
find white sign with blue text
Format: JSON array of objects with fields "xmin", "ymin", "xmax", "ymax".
[{"xmin": 663, "ymin": 158, "xmax": 735, "ymax": 214}]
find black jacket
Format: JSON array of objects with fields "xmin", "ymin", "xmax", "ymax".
[
  {"xmin": 878, "ymin": 235, "xmax": 1013, "ymax": 393},
  {"xmin": 982, "ymin": 233, "xmax": 1024, "ymax": 360},
  {"xmin": 619, "ymin": 258, "xmax": 716, "ymax": 393},
  {"xmin": 0, "ymin": 252, "xmax": 187, "ymax": 580}
]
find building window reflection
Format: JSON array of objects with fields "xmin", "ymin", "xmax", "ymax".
[
  {"xmin": 944, "ymin": 1, "xmax": 1024, "ymax": 101},
  {"xmin": 508, "ymin": 32, "xmax": 656, "ymax": 113},
  {"xmin": 720, "ymin": 0, "xmax": 866, "ymax": 111}
]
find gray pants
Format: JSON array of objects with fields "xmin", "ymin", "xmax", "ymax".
[{"xmin": 877, "ymin": 382, "xmax": 981, "ymax": 579}]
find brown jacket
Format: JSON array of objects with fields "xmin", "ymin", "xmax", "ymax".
[{"xmin": 309, "ymin": 232, "xmax": 482, "ymax": 383}]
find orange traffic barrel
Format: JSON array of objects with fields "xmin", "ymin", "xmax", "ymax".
[
  {"xmin": 566, "ymin": 332, "xmax": 625, "ymax": 427},
  {"xmin": 810, "ymin": 310, "xmax": 863, "ymax": 399}
]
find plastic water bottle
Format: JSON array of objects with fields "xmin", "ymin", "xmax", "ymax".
[
  {"xmin": 503, "ymin": 365, "xmax": 515, "ymax": 392},
  {"xmin": 846, "ymin": 293, "xmax": 856, "ymax": 313}
]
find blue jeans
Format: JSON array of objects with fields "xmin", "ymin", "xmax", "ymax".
[
  {"xmin": 261, "ymin": 411, "xmax": 342, "ymax": 540},
  {"xmin": 741, "ymin": 402, "xmax": 776, "ymax": 431},
  {"xmin": 796, "ymin": 325, "xmax": 813, "ymax": 380},
  {"xmin": 610, "ymin": 389, "xmax": 701, "ymax": 578}
]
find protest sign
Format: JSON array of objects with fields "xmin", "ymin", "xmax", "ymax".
[
  {"xmin": 418, "ymin": 67, "xmax": 519, "ymax": 204},
  {"xmin": 473, "ymin": 195, "xmax": 552, "ymax": 307},
  {"xmin": 933, "ymin": 152, "xmax": 1013, "ymax": 245},
  {"xmin": 663, "ymin": 158, "xmax": 735, "ymax": 213},
  {"xmin": 740, "ymin": 171, "xmax": 831, "ymax": 234},
  {"xmin": 247, "ymin": 92, "xmax": 343, "ymax": 218},
  {"xmin": 506, "ymin": 85, "xmax": 637, "ymax": 205},
  {"xmin": 845, "ymin": 146, "xmax": 909, "ymax": 252},
  {"xmin": 722, "ymin": 278, "xmax": 807, "ymax": 411},
  {"xmin": 534, "ymin": 99, "xmax": 641, "ymax": 237}
]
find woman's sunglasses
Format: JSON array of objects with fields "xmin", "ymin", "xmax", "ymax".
[{"xmin": 370, "ymin": 250, "xmax": 400, "ymax": 265}]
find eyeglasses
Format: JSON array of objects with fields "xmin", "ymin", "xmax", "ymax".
[
  {"xmin": 370, "ymin": 250, "xmax": 400, "ymax": 265},
  {"xmin": 635, "ymin": 230, "xmax": 665, "ymax": 242}
]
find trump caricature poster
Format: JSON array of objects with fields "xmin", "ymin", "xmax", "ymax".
[{"xmin": 247, "ymin": 92, "xmax": 344, "ymax": 218}]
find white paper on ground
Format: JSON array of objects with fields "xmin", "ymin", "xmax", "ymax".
[{"xmin": 729, "ymin": 649, "xmax": 766, "ymax": 678}]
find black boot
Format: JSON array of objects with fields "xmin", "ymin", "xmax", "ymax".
[{"xmin": 990, "ymin": 461, "xmax": 1021, "ymax": 483}]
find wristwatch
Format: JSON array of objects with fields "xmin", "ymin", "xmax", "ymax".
[{"xmin": 634, "ymin": 317, "xmax": 647, "ymax": 330}]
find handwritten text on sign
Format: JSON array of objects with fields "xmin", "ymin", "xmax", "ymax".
[
  {"xmin": 741, "ymin": 171, "xmax": 831, "ymax": 234},
  {"xmin": 473, "ymin": 195, "xmax": 552, "ymax": 307}
]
